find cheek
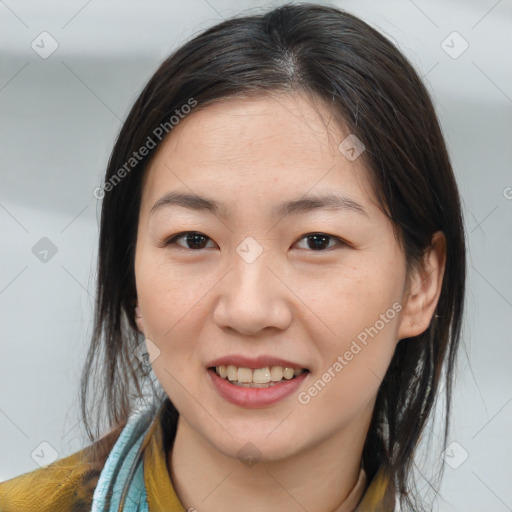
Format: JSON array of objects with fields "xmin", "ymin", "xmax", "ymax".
[
  {"xmin": 300, "ymin": 260, "xmax": 403, "ymax": 403},
  {"xmin": 136, "ymin": 248, "xmax": 226, "ymax": 324},
  {"xmin": 299, "ymin": 259, "xmax": 403, "ymax": 339},
  {"xmin": 297, "ymin": 325, "xmax": 397, "ymax": 433},
  {"xmin": 135, "ymin": 262, "xmax": 201, "ymax": 382},
  {"xmin": 136, "ymin": 255, "xmax": 202, "ymax": 329}
]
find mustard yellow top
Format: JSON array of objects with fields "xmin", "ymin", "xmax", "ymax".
[{"xmin": 0, "ymin": 403, "xmax": 396, "ymax": 511}]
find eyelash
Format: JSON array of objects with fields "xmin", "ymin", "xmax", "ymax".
[{"xmin": 163, "ymin": 231, "xmax": 349, "ymax": 252}]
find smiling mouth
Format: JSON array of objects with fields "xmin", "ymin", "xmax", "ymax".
[{"xmin": 209, "ymin": 365, "xmax": 309, "ymax": 388}]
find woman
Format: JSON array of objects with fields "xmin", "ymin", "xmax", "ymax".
[{"xmin": 0, "ymin": 3, "xmax": 466, "ymax": 511}]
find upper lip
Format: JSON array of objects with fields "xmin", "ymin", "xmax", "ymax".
[{"xmin": 207, "ymin": 355, "xmax": 308, "ymax": 370}]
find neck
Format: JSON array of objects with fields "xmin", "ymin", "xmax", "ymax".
[{"xmin": 168, "ymin": 404, "xmax": 374, "ymax": 512}]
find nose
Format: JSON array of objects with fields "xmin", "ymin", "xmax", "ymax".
[{"xmin": 212, "ymin": 252, "xmax": 293, "ymax": 336}]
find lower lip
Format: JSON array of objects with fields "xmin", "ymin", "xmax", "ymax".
[{"xmin": 208, "ymin": 368, "xmax": 309, "ymax": 408}]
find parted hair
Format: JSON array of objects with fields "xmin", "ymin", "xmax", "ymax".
[{"xmin": 80, "ymin": 4, "xmax": 466, "ymax": 511}]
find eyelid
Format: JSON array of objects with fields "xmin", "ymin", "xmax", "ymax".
[
  {"xmin": 164, "ymin": 231, "xmax": 217, "ymax": 249},
  {"xmin": 293, "ymin": 232, "xmax": 349, "ymax": 250}
]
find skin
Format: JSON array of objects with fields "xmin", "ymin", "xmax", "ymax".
[{"xmin": 134, "ymin": 92, "xmax": 446, "ymax": 512}]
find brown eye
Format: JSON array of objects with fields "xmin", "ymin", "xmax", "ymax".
[
  {"xmin": 165, "ymin": 232, "xmax": 216, "ymax": 250},
  {"xmin": 294, "ymin": 233, "xmax": 345, "ymax": 251}
]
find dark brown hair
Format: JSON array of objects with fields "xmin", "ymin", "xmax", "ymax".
[{"xmin": 80, "ymin": 3, "xmax": 466, "ymax": 510}]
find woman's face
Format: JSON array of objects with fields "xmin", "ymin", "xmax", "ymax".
[{"xmin": 134, "ymin": 92, "xmax": 417, "ymax": 461}]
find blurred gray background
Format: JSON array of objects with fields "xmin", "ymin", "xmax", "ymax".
[{"xmin": 1, "ymin": 0, "xmax": 511, "ymax": 510}]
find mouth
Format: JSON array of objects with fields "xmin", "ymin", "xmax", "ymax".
[
  {"xmin": 208, "ymin": 365, "xmax": 309, "ymax": 388},
  {"xmin": 206, "ymin": 355, "xmax": 311, "ymax": 407}
]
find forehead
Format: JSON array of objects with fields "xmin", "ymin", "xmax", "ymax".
[{"xmin": 141, "ymin": 92, "xmax": 376, "ymax": 214}]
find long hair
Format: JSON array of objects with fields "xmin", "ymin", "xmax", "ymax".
[{"xmin": 80, "ymin": 4, "xmax": 466, "ymax": 510}]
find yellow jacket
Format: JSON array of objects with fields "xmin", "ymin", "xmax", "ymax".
[{"xmin": 0, "ymin": 401, "xmax": 396, "ymax": 511}]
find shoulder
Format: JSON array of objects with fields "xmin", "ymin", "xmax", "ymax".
[{"xmin": 0, "ymin": 423, "xmax": 125, "ymax": 512}]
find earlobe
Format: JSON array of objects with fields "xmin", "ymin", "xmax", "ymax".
[
  {"xmin": 135, "ymin": 303, "xmax": 144, "ymax": 334},
  {"xmin": 397, "ymin": 231, "xmax": 446, "ymax": 341}
]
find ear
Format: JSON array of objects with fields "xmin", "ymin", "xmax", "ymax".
[
  {"xmin": 134, "ymin": 302, "xmax": 145, "ymax": 334},
  {"xmin": 397, "ymin": 231, "xmax": 446, "ymax": 340}
]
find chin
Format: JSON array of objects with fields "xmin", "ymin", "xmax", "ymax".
[{"xmin": 205, "ymin": 424, "xmax": 307, "ymax": 463}]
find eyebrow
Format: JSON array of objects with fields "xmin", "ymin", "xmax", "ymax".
[{"xmin": 149, "ymin": 191, "xmax": 368, "ymax": 219}]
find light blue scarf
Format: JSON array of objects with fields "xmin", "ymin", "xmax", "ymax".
[{"xmin": 91, "ymin": 408, "xmax": 154, "ymax": 512}]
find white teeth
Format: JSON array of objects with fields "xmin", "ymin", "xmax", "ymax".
[
  {"xmin": 227, "ymin": 365, "xmax": 238, "ymax": 381},
  {"xmin": 253, "ymin": 367, "xmax": 271, "ymax": 383},
  {"xmin": 283, "ymin": 367, "xmax": 294, "ymax": 380},
  {"xmin": 214, "ymin": 365, "xmax": 306, "ymax": 385},
  {"xmin": 237, "ymin": 367, "xmax": 253, "ymax": 383},
  {"xmin": 270, "ymin": 366, "xmax": 283, "ymax": 381}
]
